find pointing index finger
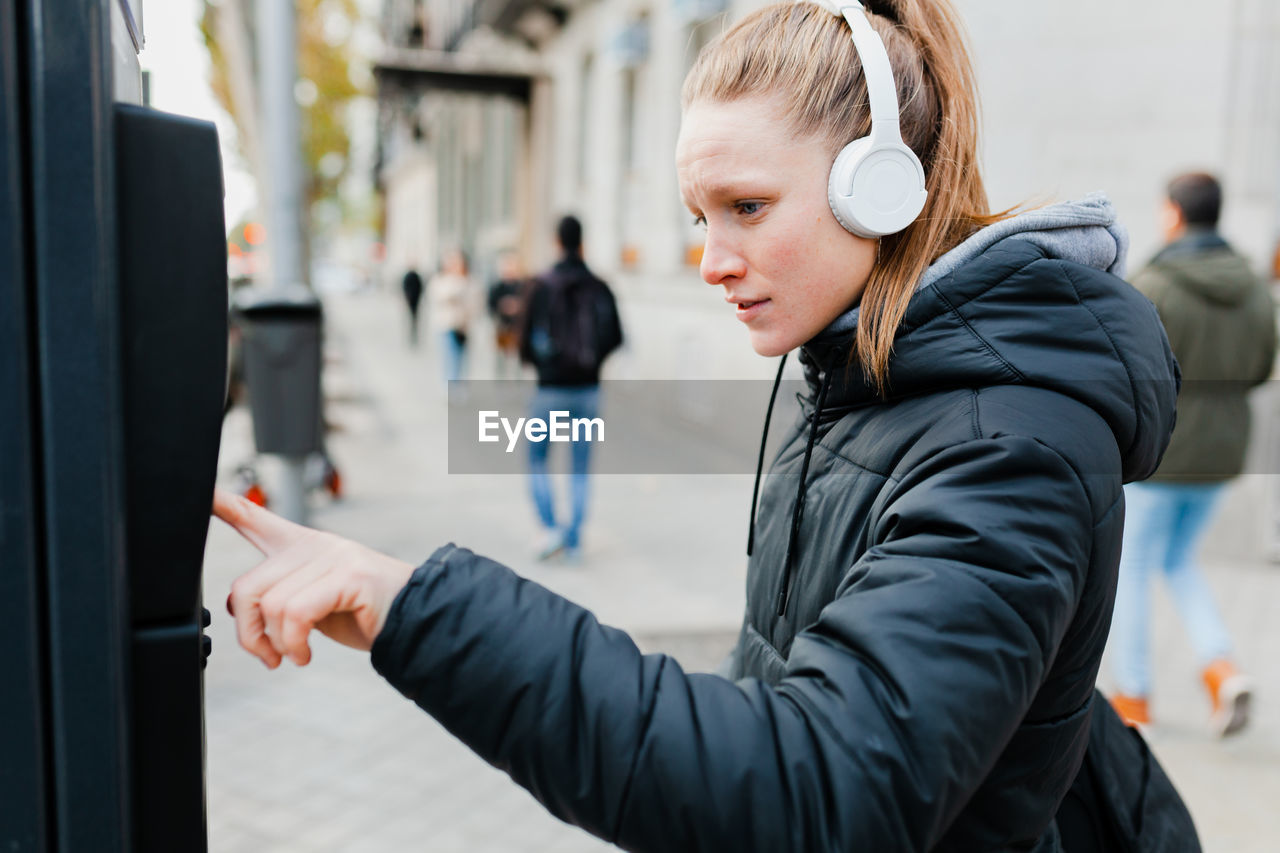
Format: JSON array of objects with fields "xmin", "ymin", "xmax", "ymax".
[{"xmin": 212, "ymin": 487, "xmax": 308, "ymax": 555}]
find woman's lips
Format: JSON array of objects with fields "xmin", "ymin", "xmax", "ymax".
[{"xmin": 735, "ymin": 298, "xmax": 771, "ymax": 322}]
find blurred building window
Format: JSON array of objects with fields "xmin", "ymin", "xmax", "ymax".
[
  {"xmin": 576, "ymin": 53, "xmax": 594, "ymax": 189},
  {"xmin": 613, "ymin": 14, "xmax": 648, "ymax": 177},
  {"xmin": 480, "ymin": 99, "xmax": 516, "ymax": 228},
  {"xmin": 463, "ymin": 100, "xmax": 482, "ymax": 249},
  {"xmin": 500, "ymin": 103, "xmax": 516, "ymax": 221},
  {"xmin": 611, "ymin": 18, "xmax": 650, "ymax": 69},
  {"xmin": 409, "ymin": 0, "xmax": 426, "ymax": 46},
  {"xmin": 438, "ymin": 100, "xmax": 457, "ymax": 250},
  {"xmin": 483, "ymin": 101, "xmax": 498, "ymax": 223}
]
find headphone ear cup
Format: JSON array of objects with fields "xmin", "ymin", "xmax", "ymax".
[
  {"xmin": 828, "ymin": 137, "xmax": 928, "ymax": 238},
  {"xmin": 828, "ymin": 137, "xmax": 875, "ymax": 236}
]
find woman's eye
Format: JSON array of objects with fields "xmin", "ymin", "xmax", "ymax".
[{"xmin": 736, "ymin": 201, "xmax": 763, "ymax": 216}]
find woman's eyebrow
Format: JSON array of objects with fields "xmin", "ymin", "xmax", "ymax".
[
  {"xmin": 699, "ymin": 179, "xmax": 746, "ymax": 198},
  {"xmin": 687, "ymin": 179, "xmax": 772, "ymax": 204}
]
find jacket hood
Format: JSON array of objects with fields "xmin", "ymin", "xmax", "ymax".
[
  {"xmin": 803, "ymin": 194, "xmax": 1178, "ymax": 482},
  {"xmin": 1150, "ymin": 230, "xmax": 1256, "ymax": 306}
]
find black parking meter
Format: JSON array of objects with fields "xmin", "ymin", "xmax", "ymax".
[
  {"xmin": 0, "ymin": 20, "xmax": 228, "ymax": 846},
  {"xmin": 115, "ymin": 103, "xmax": 227, "ymax": 853},
  {"xmin": 3, "ymin": 4, "xmax": 229, "ymax": 850}
]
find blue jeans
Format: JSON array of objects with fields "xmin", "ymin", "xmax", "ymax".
[
  {"xmin": 1109, "ymin": 481, "xmax": 1234, "ymax": 697},
  {"xmin": 439, "ymin": 330, "xmax": 466, "ymax": 383},
  {"xmin": 528, "ymin": 386, "xmax": 600, "ymax": 551}
]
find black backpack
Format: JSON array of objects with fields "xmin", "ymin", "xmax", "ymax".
[
  {"xmin": 527, "ymin": 275, "xmax": 619, "ymax": 375},
  {"xmin": 1055, "ymin": 691, "xmax": 1201, "ymax": 852}
]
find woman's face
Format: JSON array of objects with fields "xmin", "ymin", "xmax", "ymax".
[{"xmin": 677, "ymin": 95, "xmax": 877, "ymax": 356}]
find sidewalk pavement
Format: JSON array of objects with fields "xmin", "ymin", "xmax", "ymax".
[{"xmin": 203, "ymin": 285, "xmax": 1280, "ymax": 852}]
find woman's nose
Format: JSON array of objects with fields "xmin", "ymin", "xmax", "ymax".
[{"xmin": 699, "ymin": 228, "xmax": 747, "ymax": 285}]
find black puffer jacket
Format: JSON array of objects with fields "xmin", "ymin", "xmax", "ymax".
[{"xmin": 373, "ymin": 227, "xmax": 1178, "ymax": 851}]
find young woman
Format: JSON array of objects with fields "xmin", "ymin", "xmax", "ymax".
[
  {"xmin": 427, "ymin": 247, "xmax": 474, "ymax": 383},
  {"xmin": 216, "ymin": 1, "xmax": 1183, "ymax": 849}
]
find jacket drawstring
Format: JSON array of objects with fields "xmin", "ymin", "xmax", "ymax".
[
  {"xmin": 776, "ymin": 365, "xmax": 833, "ymax": 618},
  {"xmin": 747, "ymin": 355, "xmax": 789, "ymax": 557}
]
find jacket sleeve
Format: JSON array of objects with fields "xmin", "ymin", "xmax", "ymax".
[
  {"xmin": 597, "ymin": 283, "xmax": 624, "ymax": 361},
  {"xmin": 1252, "ymin": 287, "xmax": 1277, "ymax": 386},
  {"xmin": 370, "ymin": 436, "xmax": 1092, "ymax": 852}
]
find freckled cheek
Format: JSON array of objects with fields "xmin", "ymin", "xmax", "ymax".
[{"xmin": 757, "ymin": 234, "xmax": 805, "ymax": 289}]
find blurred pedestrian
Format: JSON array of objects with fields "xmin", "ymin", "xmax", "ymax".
[
  {"xmin": 213, "ymin": 2, "xmax": 1196, "ymax": 849},
  {"xmin": 487, "ymin": 251, "xmax": 529, "ymax": 378},
  {"xmin": 400, "ymin": 267, "xmax": 424, "ymax": 347},
  {"xmin": 427, "ymin": 248, "xmax": 474, "ymax": 385},
  {"xmin": 519, "ymin": 216, "xmax": 623, "ymax": 562},
  {"xmin": 1108, "ymin": 172, "xmax": 1276, "ymax": 736}
]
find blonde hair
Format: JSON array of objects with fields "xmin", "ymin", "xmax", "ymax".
[{"xmin": 682, "ymin": 0, "xmax": 1011, "ymax": 390}]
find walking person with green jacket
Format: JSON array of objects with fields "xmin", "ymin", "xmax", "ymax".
[{"xmin": 1109, "ymin": 172, "xmax": 1276, "ymax": 736}]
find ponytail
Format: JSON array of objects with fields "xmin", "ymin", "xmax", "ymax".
[{"xmin": 683, "ymin": 0, "xmax": 1013, "ymax": 392}]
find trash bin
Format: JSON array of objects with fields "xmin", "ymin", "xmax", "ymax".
[{"xmin": 234, "ymin": 289, "xmax": 323, "ymax": 456}]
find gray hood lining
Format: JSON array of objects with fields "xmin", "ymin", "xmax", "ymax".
[{"xmin": 821, "ymin": 192, "xmax": 1129, "ymax": 338}]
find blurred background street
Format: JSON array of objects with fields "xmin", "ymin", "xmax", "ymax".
[
  {"xmin": 203, "ymin": 285, "xmax": 1280, "ymax": 852},
  {"xmin": 143, "ymin": 0, "xmax": 1280, "ymax": 849}
]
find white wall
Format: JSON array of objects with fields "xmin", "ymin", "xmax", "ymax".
[{"xmin": 964, "ymin": 0, "xmax": 1279, "ymax": 270}]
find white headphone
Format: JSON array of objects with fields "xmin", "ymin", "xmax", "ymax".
[{"xmin": 803, "ymin": 0, "xmax": 928, "ymax": 238}]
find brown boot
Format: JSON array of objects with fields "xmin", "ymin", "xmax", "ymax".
[
  {"xmin": 1202, "ymin": 658, "xmax": 1252, "ymax": 738},
  {"xmin": 1110, "ymin": 693, "xmax": 1151, "ymax": 727}
]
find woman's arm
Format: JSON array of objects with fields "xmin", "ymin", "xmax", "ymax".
[{"xmin": 361, "ymin": 436, "xmax": 1092, "ymax": 851}]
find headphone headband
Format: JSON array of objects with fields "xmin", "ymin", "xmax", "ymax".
[
  {"xmin": 837, "ymin": 4, "xmax": 903, "ymax": 140},
  {"xmin": 797, "ymin": 0, "xmax": 928, "ymax": 238},
  {"xmin": 801, "ymin": 0, "xmax": 904, "ymax": 143}
]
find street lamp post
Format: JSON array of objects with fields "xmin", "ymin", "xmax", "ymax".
[{"xmin": 256, "ymin": 0, "xmax": 310, "ymax": 524}]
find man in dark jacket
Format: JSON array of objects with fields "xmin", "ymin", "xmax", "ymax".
[
  {"xmin": 1108, "ymin": 172, "xmax": 1276, "ymax": 736},
  {"xmin": 518, "ymin": 216, "xmax": 623, "ymax": 563}
]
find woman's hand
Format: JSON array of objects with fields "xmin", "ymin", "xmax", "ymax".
[{"xmin": 212, "ymin": 487, "xmax": 416, "ymax": 668}]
